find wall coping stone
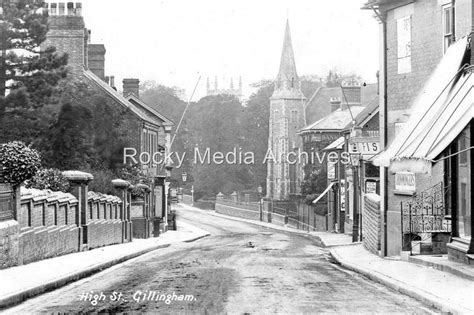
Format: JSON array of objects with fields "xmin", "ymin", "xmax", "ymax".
[
  {"xmin": 62, "ymin": 170, "xmax": 94, "ymax": 182},
  {"xmin": 112, "ymin": 179, "xmax": 130, "ymax": 188}
]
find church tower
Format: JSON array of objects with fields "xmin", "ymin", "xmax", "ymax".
[{"xmin": 266, "ymin": 20, "xmax": 306, "ymax": 200}]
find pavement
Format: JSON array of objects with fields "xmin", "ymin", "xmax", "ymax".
[
  {"xmin": 182, "ymin": 203, "xmax": 474, "ymax": 315},
  {"xmin": 331, "ymin": 245, "xmax": 474, "ymax": 314},
  {"xmin": 0, "ymin": 220, "xmax": 210, "ymax": 309}
]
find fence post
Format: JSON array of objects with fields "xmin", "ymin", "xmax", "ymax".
[{"xmin": 63, "ymin": 171, "xmax": 93, "ymax": 250}]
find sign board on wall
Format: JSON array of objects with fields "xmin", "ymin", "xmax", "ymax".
[
  {"xmin": 328, "ymin": 163, "xmax": 336, "ymax": 180},
  {"xmin": 340, "ymin": 179, "xmax": 346, "ymax": 212},
  {"xmin": 349, "ymin": 140, "xmax": 381, "ymax": 156},
  {"xmin": 366, "ymin": 181, "xmax": 377, "ymax": 194},
  {"xmin": 395, "ymin": 172, "xmax": 416, "ymax": 193}
]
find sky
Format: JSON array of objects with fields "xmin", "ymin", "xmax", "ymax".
[{"xmin": 81, "ymin": 0, "xmax": 380, "ymax": 100}]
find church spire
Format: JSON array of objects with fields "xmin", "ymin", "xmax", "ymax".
[{"xmin": 277, "ymin": 20, "xmax": 298, "ymax": 82}]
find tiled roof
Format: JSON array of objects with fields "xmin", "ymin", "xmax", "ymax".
[
  {"xmin": 305, "ymin": 83, "xmax": 378, "ymax": 125},
  {"xmin": 347, "ymin": 98, "xmax": 379, "ymax": 130},
  {"xmin": 126, "ymin": 95, "xmax": 174, "ymax": 126},
  {"xmin": 83, "ymin": 70, "xmax": 165, "ymax": 127},
  {"xmin": 300, "ymin": 106, "xmax": 366, "ymax": 133}
]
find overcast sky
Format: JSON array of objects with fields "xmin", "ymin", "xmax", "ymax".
[{"xmin": 81, "ymin": 0, "xmax": 380, "ymax": 100}]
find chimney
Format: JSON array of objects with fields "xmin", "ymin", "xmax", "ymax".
[
  {"xmin": 330, "ymin": 97, "xmax": 342, "ymax": 112},
  {"xmin": 42, "ymin": 2, "xmax": 86, "ymax": 77},
  {"xmin": 341, "ymin": 82, "xmax": 361, "ymax": 108},
  {"xmin": 123, "ymin": 78, "xmax": 140, "ymax": 98},
  {"xmin": 88, "ymin": 44, "xmax": 106, "ymax": 81}
]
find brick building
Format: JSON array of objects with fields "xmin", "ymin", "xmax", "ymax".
[
  {"xmin": 364, "ymin": 0, "xmax": 473, "ymax": 264},
  {"xmin": 42, "ymin": 2, "xmax": 174, "ymax": 235}
]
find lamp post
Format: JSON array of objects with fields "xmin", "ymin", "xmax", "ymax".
[
  {"xmin": 350, "ymin": 153, "xmax": 361, "ymax": 242},
  {"xmin": 258, "ymin": 185, "xmax": 263, "ymax": 221}
]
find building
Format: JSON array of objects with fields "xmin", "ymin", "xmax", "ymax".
[
  {"xmin": 364, "ymin": 0, "xmax": 473, "ymax": 264},
  {"xmin": 206, "ymin": 76, "xmax": 243, "ymax": 101},
  {"xmin": 266, "ymin": 20, "xmax": 307, "ymax": 200},
  {"xmin": 305, "ymin": 83, "xmax": 378, "ymax": 126},
  {"xmin": 42, "ymin": 2, "xmax": 174, "ymax": 235}
]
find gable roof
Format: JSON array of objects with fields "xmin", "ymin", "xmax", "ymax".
[
  {"xmin": 300, "ymin": 106, "xmax": 366, "ymax": 133},
  {"xmin": 83, "ymin": 70, "xmax": 170, "ymax": 127},
  {"xmin": 126, "ymin": 94, "xmax": 174, "ymax": 127},
  {"xmin": 305, "ymin": 83, "xmax": 378, "ymax": 125},
  {"xmin": 346, "ymin": 97, "xmax": 379, "ymax": 130}
]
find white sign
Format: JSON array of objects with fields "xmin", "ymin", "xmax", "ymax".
[
  {"xmin": 397, "ymin": 15, "xmax": 412, "ymax": 74},
  {"xmin": 349, "ymin": 141, "xmax": 381, "ymax": 155},
  {"xmin": 366, "ymin": 181, "xmax": 377, "ymax": 194},
  {"xmin": 328, "ymin": 163, "xmax": 336, "ymax": 180},
  {"xmin": 395, "ymin": 172, "xmax": 416, "ymax": 192}
]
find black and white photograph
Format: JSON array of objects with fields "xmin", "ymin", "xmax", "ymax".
[{"xmin": 0, "ymin": 0, "xmax": 473, "ymax": 313}]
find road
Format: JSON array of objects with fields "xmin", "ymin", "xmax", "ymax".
[{"xmin": 5, "ymin": 205, "xmax": 436, "ymax": 314}]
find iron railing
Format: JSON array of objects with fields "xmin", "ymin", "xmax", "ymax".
[{"xmin": 401, "ymin": 182, "xmax": 451, "ymax": 254}]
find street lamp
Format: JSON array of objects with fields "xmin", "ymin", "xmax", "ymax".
[
  {"xmin": 181, "ymin": 172, "xmax": 187, "ymax": 183},
  {"xmin": 257, "ymin": 185, "xmax": 263, "ymax": 221}
]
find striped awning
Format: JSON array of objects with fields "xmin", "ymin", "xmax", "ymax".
[{"xmin": 373, "ymin": 37, "xmax": 473, "ymax": 174}]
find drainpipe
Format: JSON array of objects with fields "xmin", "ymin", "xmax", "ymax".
[{"xmin": 372, "ymin": 6, "xmax": 388, "ymax": 257}]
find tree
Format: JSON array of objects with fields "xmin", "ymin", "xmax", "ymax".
[{"xmin": 0, "ymin": 0, "xmax": 68, "ymax": 145}]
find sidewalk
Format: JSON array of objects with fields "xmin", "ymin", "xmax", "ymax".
[
  {"xmin": 0, "ymin": 220, "xmax": 210, "ymax": 309},
  {"xmin": 178, "ymin": 203, "xmax": 354, "ymax": 248},
  {"xmin": 331, "ymin": 244, "xmax": 474, "ymax": 314}
]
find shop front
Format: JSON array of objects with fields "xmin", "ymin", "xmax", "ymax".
[{"xmin": 374, "ymin": 37, "xmax": 473, "ymax": 263}]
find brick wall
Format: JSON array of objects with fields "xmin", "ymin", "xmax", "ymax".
[
  {"xmin": 0, "ymin": 220, "xmax": 20, "ymax": 269},
  {"xmin": 362, "ymin": 194, "xmax": 382, "ymax": 255}
]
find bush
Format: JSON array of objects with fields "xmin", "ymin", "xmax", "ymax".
[
  {"xmin": 86, "ymin": 168, "xmax": 117, "ymax": 195},
  {"xmin": 25, "ymin": 168, "xmax": 70, "ymax": 192},
  {"xmin": 0, "ymin": 141, "xmax": 41, "ymax": 186}
]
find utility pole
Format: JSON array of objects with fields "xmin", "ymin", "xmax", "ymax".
[{"xmin": 0, "ymin": 1, "xmax": 7, "ymax": 97}]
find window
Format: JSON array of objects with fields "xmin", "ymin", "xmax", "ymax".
[
  {"xmin": 291, "ymin": 110, "xmax": 298, "ymax": 127},
  {"xmin": 397, "ymin": 15, "xmax": 412, "ymax": 74},
  {"xmin": 443, "ymin": 4, "xmax": 455, "ymax": 54}
]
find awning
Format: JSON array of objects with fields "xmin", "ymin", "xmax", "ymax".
[
  {"xmin": 373, "ymin": 37, "xmax": 473, "ymax": 174},
  {"xmin": 313, "ymin": 182, "xmax": 335, "ymax": 204},
  {"xmin": 323, "ymin": 137, "xmax": 345, "ymax": 151}
]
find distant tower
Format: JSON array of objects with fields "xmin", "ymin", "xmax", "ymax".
[
  {"xmin": 266, "ymin": 20, "xmax": 306, "ymax": 200},
  {"xmin": 206, "ymin": 75, "xmax": 243, "ymax": 101}
]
